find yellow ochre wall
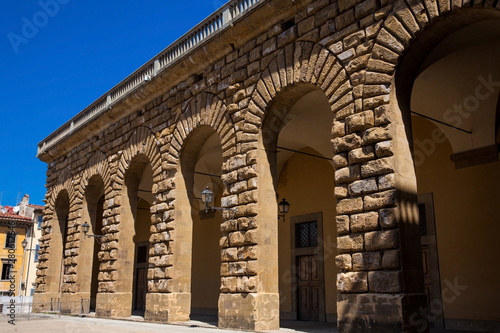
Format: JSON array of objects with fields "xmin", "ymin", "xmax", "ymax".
[
  {"xmin": 413, "ymin": 117, "xmax": 500, "ymax": 323},
  {"xmin": 276, "ymin": 148, "xmax": 338, "ymax": 320},
  {"xmin": 0, "ymin": 226, "xmax": 28, "ymax": 296}
]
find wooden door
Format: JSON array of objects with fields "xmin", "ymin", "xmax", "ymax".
[
  {"xmin": 298, "ymin": 255, "xmax": 320, "ymax": 321},
  {"xmin": 133, "ymin": 244, "xmax": 148, "ymax": 313},
  {"xmin": 134, "ymin": 267, "xmax": 147, "ymax": 312}
]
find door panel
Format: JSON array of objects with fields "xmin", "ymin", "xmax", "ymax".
[{"xmin": 298, "ymin": 255, "xmax": 320, "ymax": 321}]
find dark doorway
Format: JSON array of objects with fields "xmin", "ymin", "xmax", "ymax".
[{"xmin": 133, "ymin": 243, "xmax": 148, "ymax": 314}]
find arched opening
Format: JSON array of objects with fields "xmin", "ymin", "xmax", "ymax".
[
  {"xmin": 81, "ymin": 175, "xmax": 105, "ymax": 313},
  {"xmin": 123, "ymin": 154, "xmax": 154, "ymax": 317},
  {"xmin": 175, "ymin": 125, "xmax": 223, "ymax": 324},
  {"xmin": 52, "ymin": 190, "xmax": 69, "ymax": 296},
  {"xmin": 261, "ymin": 84, "xmax": 337, "ymax": 326},
  {"xmin": 397, "ymin": 10, "xmax": 500, "ymax": 331}
]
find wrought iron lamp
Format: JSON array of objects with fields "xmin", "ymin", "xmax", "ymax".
[
  {"xmin": 278, "ymin": 198, "xmax": 290, "ymax": 222},
  {"xmin": 81, "ymin": 221, "xmax": 106, "ymax": 243},
  {"xmin": 201, "ymin": 186, "xmax": 237, "ymax": 215}
]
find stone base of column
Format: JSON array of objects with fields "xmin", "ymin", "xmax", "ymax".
[
  {"xmin": 337, "ymin": 293, "xmax": 429, "ymax": 333},
  {"xmin": 144, "ymin": 292, "xmax": 190, "ymax": 323},
  {"xmin": 96, "ymin": 292, "xmax": 132, "ymax": 318},
  {"xmin": 218, "ymin": 293, "xmax": 279, "ymax": 331},
  {"xmin": 32, "ymin": 292, "xmax": 60, "ymax": 313},
  {"xmin": 60, "ymin": 292, "xmax": 90, "ymax": 314}
]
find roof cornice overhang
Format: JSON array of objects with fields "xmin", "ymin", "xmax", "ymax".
[{"xmin": 37, "ymin": 0, "xmax": 310, "ymax": 164}]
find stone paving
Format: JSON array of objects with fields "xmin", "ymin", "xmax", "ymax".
[{"xmin": 2, "ymin": 313, "xmax": 338, "ymax": 333}]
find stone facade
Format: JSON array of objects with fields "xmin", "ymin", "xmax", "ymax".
[{"xmin": 34, "ymin": 0, "xmax": 500, "ymax": 331}]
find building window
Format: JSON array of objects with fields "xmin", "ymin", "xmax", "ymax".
[
  {"xmin": 34, "ymin": 244, "xmax": 40, "ymax": 262},
  {"xmin": 295, "ymin": 221, "xmax": 318, "ymax": 248},
  {"xmin": 30, "ymin": 288, "xmax": 35, "ymax": 296},
  {"xmin": 5, "ymin": 233, "xmax": 16, "ymax": 249},
  {"xmin": 37, "ymin": 215, "xmax": 43, "ymax": 229},
  {"xmin": 1, "ymin": 261, "xmax": 12, "ymax": 280}
]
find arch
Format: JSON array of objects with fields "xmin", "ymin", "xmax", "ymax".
[
  {"xmin": 116, "ymin": 126, "xmax": 162, "ymax": 189},
  {"xmin": 78, "ymin": 150, "xmax": 112, "ymax": 201},
  {"xmin": 362, "ymin": 0, "xmax": 500, "ymax": 109},
  {"xmin": 246, "ymin": 41, "xmax": 355, "ymax": 129},
  {"xmin": 167, "ymin": 92, "xmax": 237, "ymax": 164}
]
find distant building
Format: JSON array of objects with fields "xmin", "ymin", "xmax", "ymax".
[
  {"xmin": 0, "ymin": 211, "xmax": 33, "ymax": 296},
  {"xmin": 18, "ymin": 195, "xmax": 44, "ymax": 296}
]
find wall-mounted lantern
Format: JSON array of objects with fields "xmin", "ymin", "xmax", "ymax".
[
  {"xmin": 278, "ymin": 198, "xmax": 290, "ymax": 222},
  {"xmin": 201, "ymin": 186, "xmax": 237, "ymax": 216},
  {"xmin": 81, "ymin": 221, "xmax": 106, "ymax": 243}
]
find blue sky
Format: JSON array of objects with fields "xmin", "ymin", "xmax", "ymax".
[{"xmin": 0, "ymin": 0, "xmax": 224, "ymax": 207}]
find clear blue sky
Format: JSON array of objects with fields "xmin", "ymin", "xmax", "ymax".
[{"xmin": 0, "ymin": 0, "xmax": 225, "ymax": 207}]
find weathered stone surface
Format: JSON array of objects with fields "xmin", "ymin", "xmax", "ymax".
[
  {"xmin": 365, "ymin": 229, "xmax": 399, "ymax": 251},
  {"xmin": 348, "ymin": 145, "xmax": 375, "ymax": 164},
  {"xmin": 331, "ymin": 133, "xmax": 362, "ymax": 153},
  {"xmin": 335, "ymin": 165, "xmax": 361, "ymax": 184},
  {"xmin": 361, "ymin": 157, "xmax": 394, "ymax": 177},
  {"xmin": 349, "ymin": 178, "xmax": 378, "ymax": 196},
  {"xmin": 336, "ymin": 254, "xmax": 352, "ymax": 270},
  {"xmin": 337, "ymin": 197, "xmax": 364, "ymax": 214},
  {"xmin": 364, "ymin": 189, "xmax": 397, "ymax": 210},
  {"xmin": 352, "ymin": 251, "xmax": 381, "ymax": 271},
  {"xmin": 350, "ymin": 211, "xmax": 379, "ymax": 232},
  {"xmin": 337, "ymin": 272, "xmax": 368, "ymax": 292},
  {"xmin": 346, "ymin": 111, "xmax": 374, "ymax": 133},
  {"xmin": 336, "ymin": 215, "xmax": 350, "ymax": 235},
  {"xmin": 379, "ymin": 208, "xmax": 398, "ymax": 229},
  {"xmin": 368, "ymin": 271, "xmax": 402, "ymax": 293},
  {"xmin": 338, "ymin": 234, "xmax": 364, "ymax": 253}
]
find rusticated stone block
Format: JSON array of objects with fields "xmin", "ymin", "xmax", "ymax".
[
  {"xmin": 332, "ymin": 120, "xmax": 346, "ymax": 138},
  {"xmin": 332, "ymin": 153, "xmax": 348, "ymax": 168},
  {"xmin": 335, "ymin": 165, "xmax": 361, "ymax": 183},
  {"xmin": 348, "ymin": 145, "xmax": 375, "ymax": 164},
  {"xmin": 337, "ymin": 272, "xmax": 368, "ymax": 292},
  {"xmin": 352, "ymin": 251, "xmax": 381, "ymax": 271},
  {"xmin": 336, "ymin": 254, "xmax": 352, "ymax": 270},
  {"xmin": 368, "ymin": 271, "xmax": 402, "ymax": 293},
  {"xmin": 364, "ymin": 189, "xmax": 396, "ymax": 210},
  {"xmin": 338, "ymin": 234, "xmax": 364, "ymax": 253},
  {"xmin": 350, "ymin": 211, "xmax": 379, "ymax": 232},
  {"xmin": 382, "ymin": 249, "xmax": 400, "ymax": 269},
  {"xmin": 349, "ymin": 178, "xmax": 378, "ymax": 196},
  {"xmin": 331, "ymin": 133, "xmax": 362, "ymax": 153},
  {"xmin": 336, "ymin": 215, "xmax": 350, "ymax": 235},
  {"xmin": 337, "ymin": 197, "xmax": 364, "ymax": 214},
  {"xmin": 361, "ymin": 157, "xmax": 394, "ymax": 177},
  {"xmin": 379, "ymin": 208, "xmax": 397, "ymax": 229},
  {"xmin": 335, "ymin": 185, "xmax": 349, "ymax": 198},
  {"xmin": 378, "ymin": 173, "xmax": 395, "ymax": 190},
  {"xmin": 346, "ymin": 111, "xmax": 374, "ymax": 133},
  {"xmin": 365, "ymin": 229, "xmax": 399, "ymax": 251},
  {"xmin": 375, "ymin": 140, "xmax": 393, "ymax": 157},
  {"xmin": 363, "ymin": 125, "xmax": 392, "ymax": 144}
]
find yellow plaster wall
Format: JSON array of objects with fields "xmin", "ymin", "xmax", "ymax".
[
  {"xmin": 276, "ymin": 148, "xmax": 338, "ymax": 319},
  {"xmin": 413, "ymin": 117, "xmax": 500, "ymax": 322},
  {"xmin": 0, "ymin": 226, "xmax": 28, "ymax": 296}
]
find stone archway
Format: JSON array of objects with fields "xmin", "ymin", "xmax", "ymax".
[
  {"xmin": 336, "ymin": 1, "xmax": 500, "ymax": 331},
  {"xmin": 238, "ymin": 40, "xmax": 355, "ymax": 331},
  {"xmin": 145, "ymin": 92, "xmax": 239, "ymax": 325},
  {"xmin": 95, "ymin": 126, "xmax": 162, "ymax": 318}
]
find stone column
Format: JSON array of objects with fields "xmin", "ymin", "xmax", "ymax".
[
  {"xmin": 218, "ymin": 144, "xmax": 280, "ymax": 331},
  {"xmin": 334, "ymin": 90, "xmax": 428, "ymax": 332}
]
